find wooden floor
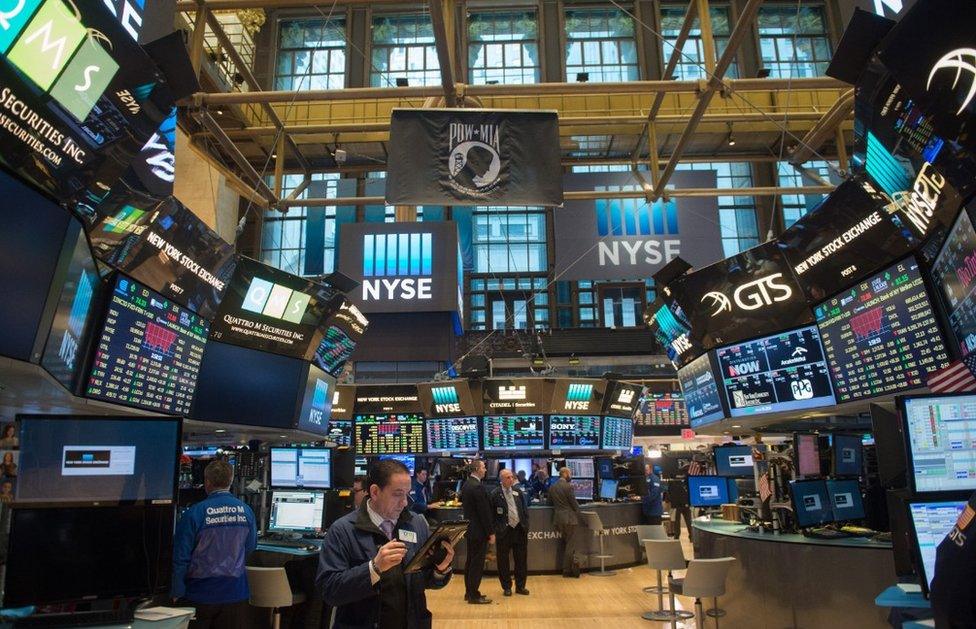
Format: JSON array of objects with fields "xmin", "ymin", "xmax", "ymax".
[{"xmin": 428, "ymin": 536, "xmax": 701, "ymax": 629}]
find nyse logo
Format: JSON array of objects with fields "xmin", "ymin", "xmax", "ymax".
[
  {"xmin": 790, "ymin": 379, "xmax": 814, "ymax": 400},
  {"xmin": 432, "ymin": 386, "xmax": 461, "ymax": 414},
  {"xmin": 596, "ymin": 196, "xmax": 681, "ymax": 268},
  {"xmin": 498, "ymin": 385, "xmax": 526, "ymax": 401},
  {"xmin": 1, "ymin": 0, "xmax": 121, "ymax": 122},
  {"xmin": 927, "ymin": 48, "xmax": 976, "ymax": 115},
  {"xmin": 308, "ymin": 379, "xmax": 330, "ymax": 426},
  {"xmin": 242, "ymin": 277, "xmax": 310, "ymax": 324},
  {"xmin": 362, "ymin": 233, "xmax": 434, "ymax": 301},
  {"xmin": 565, "ymin": 383, "xmax": 593, "ymax": 410},
  {"xmin": 701, "ymin": 273, "xmax": 793, "ymax": 317},
  {"xmin": 886, "ymin": 162, "xmax": 948, "ymax": 238}
]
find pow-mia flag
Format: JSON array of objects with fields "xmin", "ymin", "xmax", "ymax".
[{"xmin": 385, "ymin": 109, "xmax": 563, "ymax": 206}]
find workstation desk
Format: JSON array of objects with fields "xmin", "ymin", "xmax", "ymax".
[
  {"xmin": 692, "ymin": 518, "xmax": 895, "ymax": 629},
  {"xmin": 428, "ymin": 501, "xmax": 643, "ymax": 574}
]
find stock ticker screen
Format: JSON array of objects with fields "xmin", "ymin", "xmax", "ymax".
[
  {"xmin": 716, "ymin": 326, "xmax": 836, "ymax": 417},
  {"xmin": 930, "ymin": 208, "xmax": 976, "ymax": 356},
  {"xmin": 426, "ymin": 416, "xmax": 480, "ymax": 452},
  {"xmin": 678, "ymin": 353, "xmax": 726, "ymax": 428},
  {"xmin": 548, "ymin": 415, "xmax": 601, "ymax": 449},
  {"xmin": 86, "ymin": 276, "xmax": 208, "ymax": 415},
  {"xmin": 815, "ymin": 259, "xmax": 950, "ymax": 403},
  {"xmin": 903, "ymin": 395, "xmax": 976, "ymax": 493},
  {"xmin": 634, "ymin": 392, "xmax": 689, "ymax": 426},
  {"xmin": 354, "ymin": 414, "xmax": 425, "ymax": 455},
  {"xmin": 601, "ymin": 416, "xmax": 634, "ymax": 449},
  {"xmin": 482, "ymin": 416, "xmax": 546, "ymax": 451}
]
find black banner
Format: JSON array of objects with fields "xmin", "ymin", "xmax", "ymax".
[{"xmin": 385, "ymin": 108, "xmax": 562, "ymax": 206}]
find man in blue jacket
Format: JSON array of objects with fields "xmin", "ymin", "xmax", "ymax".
[
  {"xmin": 642, "ymin": 464, "xmax": 664, "ymax": 525},
  {"xmin": 410, "ymin": 468, "xmax": 431, "ymax": 515},
  {"xmin": 171, "ymin": 459, "xmax": 257, "ymax": 629},
  {"xmin": 317, "ymin": 459, "xmax": 455, "ymax": 629}
]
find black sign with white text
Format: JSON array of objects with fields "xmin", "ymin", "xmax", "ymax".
[
  {"xmin": 482, "ymin": 379, "xmax": 549, "ymax": 414},
  {"xmin": 353, "ymin": 385, "xmax": 421, "ymax": 415}
]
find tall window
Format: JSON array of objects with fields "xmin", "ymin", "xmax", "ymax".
[
  {"xmin": 758, "ymin": 5, "xmax": 832, "ymax": 78},
  {"xmin": 261, "ymin": 173, "xmax": 340, "ymax": 276},
  {"xmin": 565, "ymin": 8, "xmax": 639, "ymax": 83},
  {"xmin": 371, "ymin": 14, "xmax": 439, "ymax": 87},
  {"xmin": 778, "ymin": 160, "xmax": 838, "ymax": 227},
  {"xmin": 472, "ymin": 207, "xmax": 548, "ymax": 274},
  {"xmin": 675, "ymin": 162, "xmax": 759, "ymax": 256},
  {"xmin": 660, "ymin": 5, "xmax": 737, "ymax": 80},
  {"xmin": 468, "ymin": 277, "xmax": 549, "ymax": 331},
  {"xmin": 275, "ymin": 18, "xmax": 346, "ymax": 90},
  {"xmin": 468, "ymin": 11, "xmax": 540, "ymax": 85}
]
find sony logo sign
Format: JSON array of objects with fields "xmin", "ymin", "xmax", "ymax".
[
  {"xmin": 362, "ymin": 278, "xmax": 433, "ymax": 301},
  {"xmin": 551, "ymin": 423, "xmax": 575, "ymax": 430},
  {"xmin": 700, "ymin": 273, "xmax": 793, "ymax": 317}
]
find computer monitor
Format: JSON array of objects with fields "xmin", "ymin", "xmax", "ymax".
[
  {"xmin": 600, "ymin": 478, "xmax": 619, "ymax": 501},
  {"xmin": 790, "ymin": 479, "xmax": 834, "ymax": 528},
  {"xmin": 714, "ymin": 445, "xmax": 754, "ymax": 478},
  {"xmin": 268, "ymin": 490, "xmax": 326, "ymax": 534},
  {"xmin": 566, "ymin": 458, "xmax": 595, "ymax": 479},
  {"xmin": 513, "ymin": 458, "xmax": 533, "ymax": 480},
  {"xmin": 901, "ymin": 393, "xmax": 976, "ymax": 494},
  {"xmin": 794, "ymin": 433, "xmax": 822, "ymax": 478},
  {"xmin": 826, "ymin": 479, "xmax": 865, "ymax": 522},
  {"xmin": 908, "ymin": 499, "xmax": 969, "ymax": 596},
  {"xmin": 688, "ymin": 476, "xmax": 736, "ymax": 507},
  {"xmin": 354, "ymin": 457, "xmax": 369, "ymax": 476},
  {"xmin": 570, "ymin": 478, "xmax": 594, "ymax": 501},
  {"xmin": 15, "ymin": 415, "xmax": 181, "ymax": 505},
  {"xmin": 595, "ymin": 456, "xmax": 615, "ymax": 479},
  {"xmin": 379, "ymin": 454, "xmax": 416, "ymax": 475},
  {"xmin": 832, "ymin": 434, "xmax": 864, "ymax": 477},
  {"xmin": 270, "ymin": 447, "xmax": 332, "ymax": 489}
]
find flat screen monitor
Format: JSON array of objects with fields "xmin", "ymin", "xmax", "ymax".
[
  {"xmin": 566, "ymin": 458, "xmax": 595, "ymax": 479},
  {"xmin": 85, "ymin": 275, "xmax": 209, "ymax": 416},
  {"xmin": 379, "ymin": 454, "xmax": 416, "ymax": 475},
  {"xmin": 600, "ymin": 478, "xmax": 619, "ymax": 500},
  {"xmin": 16, "ymin": 415, "xmax": 180, "ymax": 504},
  {"xmin": 909, "ymin": 500, "xmax": 968, "ymax": 595},
  {"xmin": 602, "ymin": 416, "xmax": 633, "ymax": 450},
  {"xmin": 4, "ymin": 505, "xmax": 173, "ymax": 607},
  {"xmin": 426, "ymin": 416, "xmax": 480, "ymax": 453},
  {"xmin": 902, "ymin": 394, "xmax": 976, "ymax": 493},
  {"xmin": 354, "ymin": 414, "xmax": 425, "ymax": 455},
  {"xmin": 689, "ymin": 476, "xmax": 736, "ymax": 507},
  {"xmin": 795, "ymin": 433, "xmax": 822, "ymax": 478},
  {"xmin": 296, "ymin": 365, "xmax": 335, "ymax": 437},
  {"xmin": 714, "ymin": 445, "xmax": 754, "ymax": 477},
  {"xmin": 814, "ymin": 258, "xmax": 950, "ymax": 403},
  {"xmin": 570, "ymin": 478, "xmax": 594, "ymax": 501},
  {"xmin": 678, "ymin": 353, "xmax": 726, "ymax": 428},
  {"xmin": 354, "ymin": 456, "xmax": 368, "ymax": 476},
  {"xmin": 596, "ymin": 456, "xmax": 615, "ymax": 479},
  {"xmin": 270, "ymin": 448, "xmax": 331, "ymax": 489},
  {"xmin": 790, "ymin": 479, "xmax": 834, "ymax": 528},
  {"xmin": 513, "ymin": 458, "xmax": 533, "ymax": 479},
  {"xmin": 482, "ymin": 416, "xmax": 546, "ymax": 451},
  {"xmin": 716, "ymin": 325, "xmax": 836, "ymax": 417},
  {"xmin": 326, "ymin": 419, "xmax": 353, "ymax": 447},
  {"xmin": 930, "ymin": 206, "xmax": 976, "ymax": 357},
  {"xmin": 826, "ymin": 479, "xmax": 865, "ymax": 522},
  {"xmin": 634, "ymin": 392, "xmax": 689, "ymax": 427},
  {"xmin": 832, "ymin": 434, "xmax": 864, "ymax": 477},
  {"xmin": 268, "ymin": 490, "xmax": 325, "ymax": 533},
  {"xmin": 548, "ymin": 415, "xmax": 601, "ymax": 449}
]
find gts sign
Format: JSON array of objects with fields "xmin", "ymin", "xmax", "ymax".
[{"xmin": 700, "ymin": 273, "xmax": 794, "ymax": 317}]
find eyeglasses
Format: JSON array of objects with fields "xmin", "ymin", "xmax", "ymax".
[{"xmin": 354, "ymin": 487, "xmax": 367, "ymax": 494}]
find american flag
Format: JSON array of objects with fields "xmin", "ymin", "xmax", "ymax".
[
  {"xmin": 758, "ymin": 472, "xmax": 773, "ymax": 503},
  {"xmin": 687, "ymin": 458, "xmax": 705, "ymax": 476},
  {"xmin": 926, "ymin": 355, "xmax": 976, "ymax": 393}
]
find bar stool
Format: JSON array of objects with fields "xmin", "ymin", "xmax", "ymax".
[
  {"xmin": 667, "ymin": 557, "xmax": 736, "ymax": 629},
  {"xmin": 636, "ymin": 525, "xmax": 669, "ymax": 594},
  {"xmin": 642, "ymin": 539, "xmax": 695, "ymax": 624},
  {"xmin": 580, "ymin": 511, "xmax": 615, "ymax": 576},
  {"xmin": 246, "ymin": 566, "xmax": 306, "ymax": 629}
]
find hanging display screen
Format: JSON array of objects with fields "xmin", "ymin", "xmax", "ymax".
[
  {"xmin": 677, "ymin": 353, "xmax": 726, "ymax": 428},
  {"xmin": 815, "ymin": 258, "xmax": 950, "ymax": 403},
  {"xmin": 930, "ymin": 205, "xmax": 976, "ymax": 357},
  {"xmin": 481, "ymin": 415, "xmax": 546, "ymax": 451},
  {"xmin": 716, "ymin": 326, "xmax": 836, "ymax": 417},
  {"xmin": 354, "ymin": 414, "xmax": 425, "ymax": 455},
  {"xmin": 548, "ymin": 415, "xmax": 601, "ymax": 449},
  {"xmin": 634, "ymin": 392, "xmax": 689, "ymax": 426}
]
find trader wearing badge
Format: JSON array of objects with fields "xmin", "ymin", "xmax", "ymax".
[
  {"xmin": 931, "ymin": 491, "xmax": 976, "ymax": 627},
  {"xmin": 490, "ymin": 469, "xmax": 530, "ymax": 597}
]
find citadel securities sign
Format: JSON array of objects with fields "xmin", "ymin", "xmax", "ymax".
[
  {"xmin": 385, "ymin": 108, "xmax": 563, "ymax": 206},
  {"xmin": 554, "ymin": 170, "xmax": 724, "ymax": 281},
  {"xmin": 336, "ymin": 221, "xmax": 462, "ymax": 315}
]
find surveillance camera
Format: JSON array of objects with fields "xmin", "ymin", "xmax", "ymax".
[{"xmin": 334, "ymin": 148, "xmax": 347, "ymax": 164}]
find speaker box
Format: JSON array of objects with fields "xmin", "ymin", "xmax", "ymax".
[
  {"xmin": 143, "ymin": 31, "xmax": 201, "ymax": 101},
  {"xmin": 460, "ymin": 355, "xmax": 490, "ymax": 378},
  {"xmin": 323, "ymin": 271, "xmax": 361, "ymax": 294},
  {"xmin": 826, "ymin": 8, "xmax": 895, "ymax": 84},
  {"xmin": 652, "ymin": 256, "xmax": 692, "ymax": 287}
]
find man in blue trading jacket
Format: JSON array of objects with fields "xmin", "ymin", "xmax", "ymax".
[
  {"xmin": 317, "ymin": 459, "xmax": 455, "ymax": 629},
  {"xmin": 642, "ymin": 464, "xmax": 664, "ymax": 525},
  {"xmin": 172, "ymin": 460, "xmax": 257, "ymax": 629},
  {"xmin": 931, "ymin": 491, "xmax": 976, "ymax": 627},
  {"xmin": 410, "ymin": 468, "xmax": 431, "ymax": 515}
]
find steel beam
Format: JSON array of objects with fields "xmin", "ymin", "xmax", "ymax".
[
  {"xmin": 194, "ymin": 109, "xmax": 277, "ymax": 204},
  {"xmin": 189, "ymin": 6, "xmax": 207, "ymax": 78},
  {"xmin": 696, "ymin": 0, "xmax": 717, "ymax": 77},
  {"xmin": 429, "ymin": 0, "xmax": 457, "ymax": 106},
  {"xmin": 787, "ymin": 88, "xmax": 855, "ymax": 166},
  {"xmin": 652, "ymin": 0, "xmax": 765, "ymax": 201}
]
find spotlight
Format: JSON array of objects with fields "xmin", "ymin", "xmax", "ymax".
[
  {"xmin": 395, "ymin": 78, "xmax": 409, "ymax": 87},
  {"xmin": 726, "ymin": 123, "xmax": 736, "ymax": 146},
  {"xmin": 576, "ymin": 72, "xmax": 589, "ymax": 83},
  {"xmin": 757, "ymin": 68, "xmax": 771, "ymax": 78}
]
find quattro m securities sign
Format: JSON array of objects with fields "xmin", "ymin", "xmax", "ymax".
[
  {"xmin": 554, "ymin": 170, "xmax": 724, "ymax": 281},
  {"xmin": 385, "ymin": 108, "xmax": 562, "ymax": 207}
]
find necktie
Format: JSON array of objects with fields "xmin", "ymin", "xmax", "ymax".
[
  {"xmin": 506, "ymin": 488, "xmax": 519, "ymax": 528},
  {"xmin": 380, "ymin": 520, "xmax": 394, "ymax": 540}
]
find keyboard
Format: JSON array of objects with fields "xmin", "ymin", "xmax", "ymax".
[
  {"xmin": 260, "ymin": 538, "xmax": 319, "ymax": 549},
  {"xmin": 15, "ymin": 608, "xmax": 134, "ymax": 627}
]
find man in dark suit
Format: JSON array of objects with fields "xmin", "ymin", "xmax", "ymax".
[
  {"xmin": 461, "ymin": 460, "xmax": 493, "ymax": 604},
  {"xmin": 490, "ymin": 469, "xmax": 530, "ymax": 597},
  {"xmin": 548, "ymin": 466, "xmax": 583, "ymax": 578}
]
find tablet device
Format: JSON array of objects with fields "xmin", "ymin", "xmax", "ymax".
[{"xmin": 403, "ymin": 520, "xmax": 469, "ymax": 573}]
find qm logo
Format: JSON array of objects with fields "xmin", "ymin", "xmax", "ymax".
[
  {"xmin": 362, "ymin": 233, "xmax": 433, "ymax": 301},
  {"xmin": 431, "ymin": 386, "xmax": 461, "ymax": 414},
  {"xmin": 308, "ymin": 378, "xmax": 329, "ymax": 427},
  {"xmin": 0, "ymin": 0, "xmax": 120, "ymax": 121},
  {"xmin": 565, "ymin": 383, "xmax": 593, "ymax": 411},
  {"xmin": 242, "ymin": 277, "xmax": 310, "ymax": 324},
  {"xmin": 596, "ymin": 192, "xmax": 681, "ymax": 268}
]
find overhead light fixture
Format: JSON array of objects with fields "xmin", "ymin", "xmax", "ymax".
[
  {"xmin": 726, "ymin": 123, "xmax": 736, "ymax": 146},
  {"xmin": 576, "ymin": 72, "xmax": 589, "ymax": 83},
  {"xmin": 486, "ymin": 80, "xmax": 499, "ymax": 85},
  {"xmin": 215, "ymin": 429, "xmax": 226, "ymax": 433},
  {"xmin": 731, "ymin": 425, "xmax": 742, "ymax": 429},
  {"xmin": 215, "ymin": 109, "xmax": 224, "ymax": 115},
  {"xmin": 279, "ymin": 435, "xmax": 287, "ymax": 438},
  {"xmin": 395, "ymin": 78, "xmax": 409, "ymax": 87},
  {"xmin": 757, "ymin": 68, "xmax": 771, "ymax": 79},
  {"xmin": 569, "ymin": 354, "xmax": 581, "ymax": 366}
]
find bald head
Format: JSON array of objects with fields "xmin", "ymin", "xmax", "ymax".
[
  {"xmin": 499, "ymin": 468, "xmax": 516, "ymax": 488},
  {"xmin": 559, "ymin": 466, "xmax": 571, "ymax": 481}
]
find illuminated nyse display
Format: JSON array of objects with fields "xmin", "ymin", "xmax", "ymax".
[
  {"xmin": 815, "ymin": 259, "xmax": 950, "ymax": 403},
  {"xmin": 931, "ymin": 209, "xmax": 976, "ymax": 356},
  {"xmin": 548, "ymin": 415, "xmax": 601, "ymax": 449},
  {"xmin": 602, "ymin": 416, "xmax": 633, "ymax": 449},
  {"xmin": 87, "ymin": 276, "xmax": 208, "ymax": 415},
  {"xmin": 634, "ymin": 393, "xmax": 689, "ymax": 426},
  {"xmin": 426, "ymin": 416, "xmax": 479, "ymax": 452},
  {"xmin": 354, "ymin": 414, "xmax": 424, "ymax": 455},
  {"xmin": 482, "ymin": 416, "xmax": 545, "ymax": 451}
]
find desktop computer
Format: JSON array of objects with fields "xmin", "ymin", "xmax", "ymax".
[
  {"xmin": 599, "ymin": 478, "xmax": 619, "ymax": 501},
  {"xmin": 268, "ymin": 490, "xmax": 326, "ymax": 535}
]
